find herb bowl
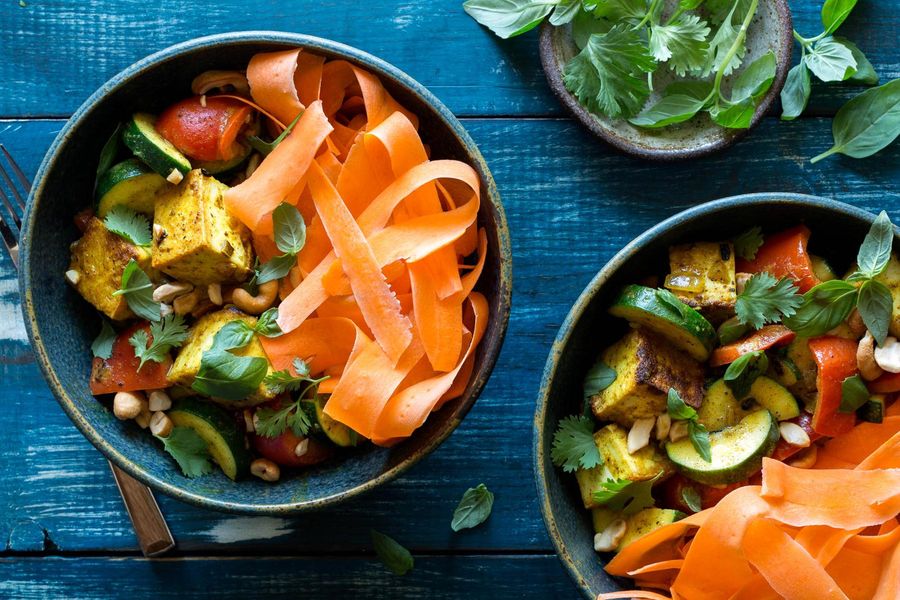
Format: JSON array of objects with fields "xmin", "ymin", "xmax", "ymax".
[
  {"xmin": 20, "ymin": 31, "xmax": 512, "ymax": 515},
  {"xmin": 533, "ymin": 194, "xmax": 889, "ymax": 597},
  {"xmin": 538, "ymin": 0, "xmax": 793, "ymax": 160}
]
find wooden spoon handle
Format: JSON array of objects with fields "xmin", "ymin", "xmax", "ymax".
[{"xmin": 108, "ymin": 462, "xmax": 175, "ymax": 557}]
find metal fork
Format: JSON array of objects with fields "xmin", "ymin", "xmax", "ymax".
[{"xmin": 0, "ymin": 144, "xmax": 175, "ymax": 558}]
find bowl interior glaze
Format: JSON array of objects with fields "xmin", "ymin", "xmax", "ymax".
[
  {"xmin": 539, "ymin": 0, "xmax": 793, "ymax": 160},
  {"xmin": 534, "ymin": 194, "xmax": 884, "ymax": 597},
  {"xmin": 21, "ymin": 32, "xmax": 511, "ymax": 514}
]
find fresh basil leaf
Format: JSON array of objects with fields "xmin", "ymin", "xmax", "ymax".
[
  {"xmin": 451, "ymin": 483, "xmax": 495, "ymax": 531},
  {"xmin": 95, "ymin": 124, "xmax": 122, "ymax": 191},
  {"xmin": 688, "ymin": 420, "xmax": 712, "ymax": 462},
  {"xmin": 858, "ymin": 280, "xmax": 893, "ymax": 346},
  {"xmin": 103, "ymin": 205, "xmax": 152, "ymax": 247},
  {"xmin": 551, "ymin": 414, "xmax": 603, "ymax": 472},
  {"xmin": 272, "ymin": 203, "xmax": 306, "ymax": 255},
  {"xmin": 214, "ymin": 320, "xmax": 256, "ymax": 351},
  {"xmin": 156, "ymin": 427, "xmax": 214, "ymax": 478},
  {"xmin": 254, "ymin": 308, "xmax": 282, "ymax": 338},
  {"xmin": 667, "ymin": 387, "xmax": 697, "ymax": 421},
  {"xmin": 717, "ymin": 316, "xmax": 750, "ymax": 345},
  {"xmin": 91, "ymin": 319, "xmax": 117, "ymax": 359},
  {"xmin": 682, "ymin": 487, "xmax": 702, "ymax": 512},
  {"xmin": 805, "ymin": 37, "xmax": 857, "ymax": 83},
  {"xmin": 463, "ymin": 0, "xmax": 554, "ymax": 39},
  {"xmin": 821, "ymin": 0, "xmax": 858, "ymax": 35},
  {"xmin": 256, "ymin": 253, "xmax": 297, "ymax": 285},
  {"xmin": 835, "ymin": 37, "xmax": 878, "ymax": 85},
  {"xmin": 783, "ymin": 280, "xmax": 859, "ymax": 337},
  {"xmin": 780, "ymin": 62, "xmax": 812, "ymax": 121},
  {"xmin": 731, "ymin": 50, "xmax": 777, "ymax": 103},
  {"xmin": 856, "ymin": 210, "xmax": 894, "ymax": 279},
  {"xmin": 549, "ymin": 0, "xmax": 580, "ymax": 26},
  {"xmin": 629, "ymin": 94, "xmax": 705, "ymax": 128},
  {"xmin": 811, "ymin": 79, "xmax": 900, "ymax": 163},
  {"xmin": 733, "ymin": 226, "xmax": 764, "ymax": 260},
  {"xmin": 370, "ymin": 529, "xmax": 414, "ymax": 576},
  {"xmin": 648, "ymin": 14, "xmax": 710, "ymax": 76},
  {"xmin": 724, "ymin": 350, "xmax": 768, "ymax": 399},
  {"xmin": 839, "ymin": 373, "xmax": 869, "ymax": 413},
  {"xmin": 664, "ymin": 80, "xmax": 714, "ymax": 102},
  {"xmin": 709, "ymin": 97, "xmax": 755, "ymax": 129},
  {"xmin": 563, "ymin": 25, "xmax": 657, "ymax": 119},
  {"xmin": 584, "ymin": 360, "xmax": 617, "ymax": 399},
  {"xmin": 114, "ymin": 260, "xmax": 160, "ymax": 322},
  {"xmin": 193, "ymin": 351, "xmax": 268, "ymax": 401}
]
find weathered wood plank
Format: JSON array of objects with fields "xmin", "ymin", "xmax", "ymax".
[
  {"xmin": 0, "ymin": 555, "xmax": 576, "ymax": 598},
  {"xmin": 1, "ymin": 117, "xmax": 899, "ymax": 555},
  {"xmin": 0, "ymin": 0, "xmax": 897, "ymax": 117}
]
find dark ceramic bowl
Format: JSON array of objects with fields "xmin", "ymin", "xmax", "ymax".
[
  {"xmin": 539, "ymin": 0, "xmax": 793, "ymax": 160},
  {"xmin": 534, "ymin": 194, "xmax": 887, "ymax": 597},
  {"xmin": 20, "ymin": 32, "xmax": 511, "ymax": 514}
]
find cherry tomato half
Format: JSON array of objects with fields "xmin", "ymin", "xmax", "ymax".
[
  {"xmin": 252, "ymin": 429, "xmax": 334, "ymax": 468},
  {"xmin": 155, "ymin": 96, "xmax": 251, "ymax": 162}
]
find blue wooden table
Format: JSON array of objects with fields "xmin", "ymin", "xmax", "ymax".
[{"xmin": 0, "ymin": 1, "xmax": 898, "ymax": 597}]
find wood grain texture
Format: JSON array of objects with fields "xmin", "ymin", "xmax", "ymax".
[
  {"xmin": 0, "ymin": 1, "xmax": 897, "ymax": 118},
  {"xmin": 1, "ymin": 118, "xmax": 898, "ymax": 557}
]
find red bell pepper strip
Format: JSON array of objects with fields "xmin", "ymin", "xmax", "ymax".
[
  {"xmin": 709, "ymin": 325, "xmax": 796, "ymax": 367},
  {"xmin": 90, "ymin": 322, "xmax": 172, "ymax": 395},
  {"xmin": 807, "ymin": 336, "xmax": 858, "ymax": 436},
  {"xmin": 736, "ymin": 225, "xmax": 820, "ymax": 292},
  {"xmin": 868, "ymin": 371, "xmax": 900, "ymax": 393},
  {"xmin": 770, "ymin": 411, "xmax": 825, "ymax": 461}
]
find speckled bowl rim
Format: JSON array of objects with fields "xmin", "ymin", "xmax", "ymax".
[
  {"xmin": 532, "ymin": 193, "xmax": 881, "ymax": 597},
  {"xmin": 20, "ymin": 31, "xmax": 512, "ymax": 515},
  {"xmin": 538, "ymin": 0, "xmax": 794, "ymax": 161}
]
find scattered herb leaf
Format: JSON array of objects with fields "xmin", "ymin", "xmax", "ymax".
[
  {"xmin": 129, "ymin": 313, "xmax": 188, "ymax": 370},
  {"xmin": 735, "ymin": 272, "xmax": 802, "ymax": 329},
  {"xmin": 113, "ymin": 260, "xmax": 160, "ymax": 322},
  {"xmin": 682, "ymin": 487, "xmax": 702, "ymax": 512},
  {"xmin": 91, "ymin": 319, "xmax": 116, "ymax": 359},
  {"xmin": 370, "ymin": 529, "xmax": 414, "ymax": 576},
  {"xmin": 451, "ymin": 484, "xmax": 495, "ymax": 532},
  {"xmin": 551, "ymin": 415, "xmax": 602, "ymax": 473},
  {"xmin": 584, "ymin": 360, "xmax": 617, "ymax": 399},
  {"xmin": 103, "ymin": 205, "xmax": 152, "ymax": 246},
  {"xmin": 733, "ymin": 226, "xmax": 764, "ymax": 261},
  {"xmin": 724, "ymin": 350, "xmax": 769, "ymax": 398},
  {"xmin": 783, "ymin": 280, "xmax": 859, "ymax": 337},
  {"xmin": 857, "ymin": 280, "xmax": 893, "ymax": 346},
  {"xmin": 156, "ymin": 427, "xmax": 214, "ymax": 478},
  {"xmin": 592, "ymin": 474, "xmax": 660, "ymax": 515}
]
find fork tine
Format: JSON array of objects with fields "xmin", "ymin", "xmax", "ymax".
[
  {"xmin": 0, "ymin": 213, "xmax": 19, "ymax": 268},
  {"xmin": 0, "ymin": 159, "xmax": 26, "ymax": 215},
  {"xmin": 0, "ymin": 186, "xmax": 21, "ymax": 230},
  {"xmin": 0, "ymin": 144, "xmax": 31, "ymax": 198}
]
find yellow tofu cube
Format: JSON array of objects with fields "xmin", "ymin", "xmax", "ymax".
[
  {"xmin": 67, "ymin": 217, "xmax": 154, "ymax": 320},
  {"xmin": 152, "ymin": 170, "xmax": 254, "ymax": 285},
  {"xmin": 576, "ymin": 464, "xmax": 612, "ymax": 510},
  {"xmin": 591, "ymin": 328, "xmax": 705, "ymax": 427},
  {"xmin": 666, "ymin": 242, "xmax": 736, "ymax": 323},
  {"xmin": 168, "ymin": 306, "xmax": 276, "ymax": 406},
  {"xmin": 618, "ymin": 508, "xmax": 684, "ymax": 550},
  {"xmin": 594, "ymin": 424, "xmax": 673, "ymax": 482}
]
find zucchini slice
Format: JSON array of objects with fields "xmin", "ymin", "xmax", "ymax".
[
  {"xmin": 168, "ymin": 398, "xmax": 251, "ymax": 480},
  {"xmin": 749, "ymin": 376, "xmax": 800, "ymax": 421},
  {"xmin": 618, "ymin": 508, "xmax": 686, "ymax": 550},
  {"xmin": 666, "ymin": 409, "xmax": 779, "ymax": 485},
  {"xmin": 698, "ymin": 377, "xmax": 800, "ymax": 431},
  {"xmin": 123, "ymin": 113, "xmax": 191, "ymax": 177},
  {"xmin": 96, "ymin": 158, "xmax": 167, "ymax": 217},
  {"xmin": 609, "ymin": 285, "xmax": 716, "ymax": 361},
  {"xmin": 305, "ymin": 395, "xmax": 359, "ymax": 447}
]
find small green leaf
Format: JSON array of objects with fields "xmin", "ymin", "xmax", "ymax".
[
  {"xmin": 272, "ymin": 203, "xmax": 306, "ymax": 255},
  {"xmin": 254, "ymin": 308, "xmax": 283, "ymax": 338},
  {"xmin": 572, "ymin": 8, "xmax": 612, "ymax": 50},
  {"xmin": 193, "ymin": 351, "xmax": 268, "ymax": 401},
  {"xmin": 629, "ymin": 94, "xmax": 705, "ymax": 128},
  {"xmin": 704, "ymin": 1, "xmax": 746, "ymax": 77},
  {"xmin": 214, "ymin": 320, "xmax": 256, "ymax": 351},
  {"xmin": 255, "ymin": 399, "xmax": 313, "ymax": 438},
  {"xmin": 856, "ymin": 211, "xmax": 894, "ymax": 279},
  {"xmin": 256, "ymin": 253, "xmax": 297, "ymax": 285},
  {"xmin": 717, "ymin": 316, "xmax": 750, "ymax": 345},
  {"xmin": 682, "ymin": 487, "xmax": 702, "ymax": 512},
  {"xmin": 156, "ymin": 427, "xmax": 214, "ymax": 478},
  {"xmin": 95, "ymin": 124, "xmax": 122, "ymax": 191},
  {"xmin": 648, "ymin": 14, "xmax": 710, "ymax": 76},
  {"xmin": 709, "ymin": 98, "xmax": 755, "ymax": 129},
  {"xmin": 667, "ymin": 388, "xmax": 697, "ymax": 421},
  {"xmin": 724, "ymin": 350, "xmax": 769, "ymax": 399},
  {"xmin": 733, "ymin": 226, "xmax": 764, "ymax": 260},
  {"xmin": 821, "ymin": 0, "xmax": 858, "ymax": 35},
  {"xmin": 592, "ymin": 474, "xmax": 660, "ymax": 515},
  {"xmin": 730, "ymin": 51, "xmax": 777, "ymax": 103},
  {"xmin": 688, "ymin": 420, "xmax": 712, "ymax": 462},
  {"xmin": 584, "ymin": 360, "xmax": 617, "ymax": 399},
  {"xmin": 103, "ymin": 205, "xmax": 152, "ymax": 246},
  {"xmin": 549, "ymin": 0, "xmax": 580, "ymax": 26},
  {"xmin": 839, "ymin": 374, "xmax": 869, "ymax": 413},
  {"xmin": 805, "ymin": 37, "xmax": 857, "ymax": 83},
  {"xmin": 735, "ymin": 273, "xmax": 802, "ymax": 329},
  {"xmin": 857, "ymin": 280, "xmax": 893, "ymax": 346},
  {"xmin": 463, "ymin": 0, "xmax": 554, "ymax": 39},
  {"xmin": 551, "ymin": 415, "xmax": 602, "ymax": 473},
  {"xmin": 451, "ymin": 484, "xmax": 495, "ymax": 532},
  {"xmin": 835, "ymin": 37, "xmax": 878, "ymax": 85},
  {"xmin": 247, "ymin": 111, "xmax": 304, "ymax": 156},
  {"xmin": 129, "ymin": 313, "xmax": 188, "ymax": 370},
  {"xmin": 370, "ymin": 530, "xmax": 414, "ymax": 576},
  {"xmin": 91, "ymin": 319, "xmax": 117, "ymax": 359},
  {"xmin": 783, "ymin": 280, "xmax": 859, "ymax": 337},
  {"xmin": 114, "ymin": 260, "xmax": 160, "ymax": 322},
  {"xmin": 780, "ymin": 63, "xmax": 812, "ymax": 121}
]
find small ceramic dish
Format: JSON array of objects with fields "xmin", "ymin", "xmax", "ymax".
[
  {"xmin": 20, "ymin": 31, "xmax": 512, "ymax": 515},
  {"xmin": 539, "ymin": 1, "xmax": 793, "ymax": 160},
  {"xmin": 533, "ymin": 194, "xmax": 888, "ymax": 597}
]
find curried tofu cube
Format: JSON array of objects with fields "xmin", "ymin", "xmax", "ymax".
[
  {"xmin": 168, "ymin": 306, "xmax": 276, "ymax": 406},
  {"xmin": 576, "ymin": 464, "xmax": 612, "ymax": 510},
  {"xmin": 152, "ymin": 170, "xmax": 254, "ymax": 285},
  {"xmin": 618, "ymin": 508, "xmax": 685, "ymax": 550},
  {"xmin": 665, "ymin": 242, "xmax": 736, "ymax": 323},
  {"xmin": 68, "ymin": 217, "xmax": 154, "ymax": 320},
  {"xmin": 594, "ymin": 424, "xmax": 673, "ymax": 483},
  {"xmin": 591, "ymin": 328, "xmax": 705, "ymax": 427}
]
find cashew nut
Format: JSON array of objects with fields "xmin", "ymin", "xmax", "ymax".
[
  {"xmin": 173, "ymin": 288, "xmax": 203, "ymax": 315},
  {"xmin": 153, "ymin": 281, "xmax": 193, "ymax": 303},
  {"xmin": 858, "ymin": 331, "xmax": 884, "ymax": 381},
  {"xmin": 250, "ymin": 458, "xmax": 280, "ymax": 482},
  {"xmin": 779, "ymin": 422, "xmax": 810, "ymax": 448},
  {"xmin": 655, "ymin": 413, "xmax": 671, "ymax": 441},
  {"xmin": 627, "ymin": 418, "xmax": 655, "ymax": 454},
  {"xmin": 594, "ymin": 519, "xmax": 627, "ymax": 552},
  {"xmin": 232, "ymin": 280, "xmax": 279, "ymax": 315},
  {"xmin": 874, "ymin": 336, "xmax": 900, "ymax": 373},
  {"xmin": 207, "ymin": 283, "xmax": 223, "ymax": 306}
]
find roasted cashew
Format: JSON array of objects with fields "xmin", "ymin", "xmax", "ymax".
[
  {"xmin": 232, "ymin": 280, "xmax": 278, "ymax": 315},
  {"xmin": 858, "ymin": 331, "xmax": 884, "ymax": 381}
]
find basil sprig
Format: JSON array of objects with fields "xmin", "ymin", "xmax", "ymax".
[
  {"xmin": 256, "ymin": 203, "xmax": 306, "ymax": 284},
  {"xmin": 667, "ymin": 388, "xmax": 711, "ymax": 463},
  {"xmin": 724, "ymin": 350, "xmax": 768, "ymax": 398},
  {"xmin": 113, "ymin": 260, "xmax": 160, "ymax": 322}
]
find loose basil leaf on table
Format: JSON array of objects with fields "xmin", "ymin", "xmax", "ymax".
[
  {"xmin": 451, "ymin": 483, "xmax": 495, "ymax": 532},
  {"xmin": 780, "ymin": 63, "xmax": 812, "ymax": 121},
  {"xmin": 462, "ymin": 0, "xmax": 554, "ymax": 39},
  {"xmin": 370, "ymin": 529, "xmax": 414, "ymax": 576},
  {"xmin": 821, "ymin": 0, "xmax": 859, "ymax": 35},
  {"xmin": 835, "ymin": 37, "xmax": 878, "ymax": 85},
  {"xmin": 804, "ymin": 36, "xmax": 857, "ymax": 83}
]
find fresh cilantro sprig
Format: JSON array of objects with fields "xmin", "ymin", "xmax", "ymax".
[
  {"xmin": 667, "ymin": 388, "xmax": 711, "ymax": 462},
  {"xmin": 451, "ymin": 483, "xmax": 495, "ymax": 532},
  {"xmin": 592, "ymin": 473, "xmax": 661, "ymax": 516},
  {"xmin": 91, "ymin": 319, "xmax": 117, "ymax": 359},
  {"xmin": 735, "ymin": 272, "xmax": 802, "ymax": 329},
  {"xmin": 103, "ymin": 205, "xmax": 152, "ymax": 246},
  {"xmin": 733, "ymin": 226, "xmax": 764, "ymax": 260},
  {"xmin": 784, "ymin": 211, "xmax": 894, "ymax": 343},
  {"xmin": 129, "ymin": 313, "xmax": 189, "ymax": 370},
  {"xmin": 263, "ymin": 357, "xmax": 328, "ymax": 395},
  {"xmin": 256, "ymin": 203, "xmax": 306, "ymax": 284},
  {"xmin": 723, "ymin": 350, "xmax": 768, "ymax": 398},
  {"xmin": 550, "ymin": 414, "xmax": 603, "ymax": 473},
  {"xmin": 256, "ymin": 358, "xmax": 329, "ymax": 438},
  {"xmin": 113, "ymin": 259, "xmax": 160, "ymax": 322},
  {"xmin": 156, "ymin": 427, "xmax": 214, "ymax": 478}
]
